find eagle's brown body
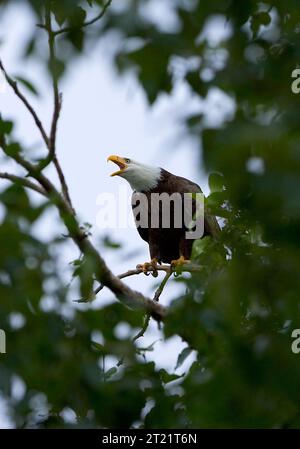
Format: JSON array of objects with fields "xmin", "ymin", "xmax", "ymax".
[{"xmin": 132, "ymin": 169, "xmax": 220, "ymax": 263}]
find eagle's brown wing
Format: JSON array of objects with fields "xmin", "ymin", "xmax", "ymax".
[
  {"xmin": 160, "ymin": 170, "xmax": 221, "ymax": 239},
  {"xmin": 131, "ymin": 170, "xmax": 220, "ymax": 263}
]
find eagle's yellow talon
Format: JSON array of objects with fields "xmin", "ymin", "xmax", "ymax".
[
  {"xmin": 137, "ymin": 258, "xmax": 158, "ymax": 277},
  {"xmin": 171, "ymin": 256, "xmax": 189, "ymax": 269}
]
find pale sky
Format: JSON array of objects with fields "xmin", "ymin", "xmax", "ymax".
[{"xmin": 0, "ymin": 1, "xmax": 235, "ymax": 428}]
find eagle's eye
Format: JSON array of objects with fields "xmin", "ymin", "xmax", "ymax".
[{"xmin": 125, "ymin": 158, "xmax": 131, "ymax": 164}]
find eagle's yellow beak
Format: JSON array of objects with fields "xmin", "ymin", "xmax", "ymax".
[{"xmin": 107, "ymin": 155, "xmax": 128, "ymax": 177}]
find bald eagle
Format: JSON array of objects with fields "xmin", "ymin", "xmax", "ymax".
[{"xmin": 108, "ymin": 155, "xmax": 220, "ymax": 272}]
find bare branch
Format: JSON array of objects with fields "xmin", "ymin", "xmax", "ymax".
[
  {"xmin": 0, "ymin": 172, "xmax": 47, "ymax": 196},
  {"xmin": 53, "ymin": 0, "xmax": 112, "ymax": 36},
  {"xmin": 133, "ymin": 271, "xmax": 172, "ymax": 341},
  {"xmin": 37, "ymin": 5, "xmax": 61, "ymax": 170},
  {"xmin": 47, "ymin": 5, "xmax": 60, "ymax": 163},
  {"xmin": 153, "ymin": 270, "xmax": 173, "ymax": 302},
  {"xmin": 37, "ymin": 5, "xmax": 74, "ymax": 212},
  {"xmin": 0, "ymin": 59, "xmax": 49, "ymax": 147},
  {"xmin": 53, "ymin": 155, "xmax": 74, "ymax": 212},
  {"xmin": 0, "ymin": 55, "xmax": 69, "ymax": 212},
  {"xmin": 49, "ymin": 91, "xmax": 61, "ymax": 161}
]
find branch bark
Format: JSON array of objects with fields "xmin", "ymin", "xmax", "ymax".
[
  {"xmin": 153, "ymin": 270, "xmax": 173, "ymax": 302},
  {"xmin": 0, "ymin": 172, "xmax": 47, "ymax": 196},
  {"xmin": 36, "ymin": 4, "xmax": 74, "ymax": 212}
]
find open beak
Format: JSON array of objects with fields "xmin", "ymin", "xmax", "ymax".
[{"xmin": 107, "ymin": 155, "xmax": 128, "ymax": 177}]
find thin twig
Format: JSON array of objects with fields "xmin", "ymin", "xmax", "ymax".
[
  {"xmin": 94, "ymin": 265, "xmax": 170, "ymax": 295},
  {"xmin": 0, "ymin": 172, "xmax": 47, "ymax": 196},
  {"xmin": 0, "ymin": 59, "xmax": 49, "ymax": 147},
  {"xmin": 52, "ymin": 0, "xmax": 112, "ymax": 36},
  {"xmin": 38, "ymin": 5, "xmax": 61, "ymax": 170},
  {"xmin": 153, "ymin": 270, "xmax": 173, "ymax": 302},
  {"xmin": 53, "ymin": 155, "xmax": 74, "ymax": 211},
  {"xmin": 132, "ymin": 270, "xmax": 173, "ymax": 341},
  {"xmin": 38, "ymin": 5, "xmax": 74, "ymax": 212},
  {"xmin": 48, "ymin": 4, "xmax": 60, "ymax": 163},
  {"xmin": 49, "ymin": 91, "xmax": 61, "ymax": 162},
  {"xmin": 1, "ymin": 51, "xmax": 68, "ymax": 212}
]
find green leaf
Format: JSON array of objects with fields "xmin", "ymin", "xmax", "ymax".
[
  {"xmin": 175, "ymin": 347, "xmax": 193, "ymax": 370},
  {"xmin": 0, "ymin": 119, "xmax": 14, "ymax": 136},
  {"xmin": 126, "ymin": 41, "xmax": 172, "ymax": 104},
  {"xmin": 5, "ymin": 142, "xmax": 21, "ymax": 157},
  {"xmin": 0, "ymin": 184, "xmax": 48, "ymax": 224},
  {"xmin": 208, "ymin": 172, "xmax": 225, "ymax": 193},
  {"xmin": 186, "ymin": 70, "xmax": 209, "ymax": 96},
  {"xmin": 186, "ymin": 113, "xmax": 204, "ymax": 128},
  {"xmin": 192, "ymin": 236, "xmax": 211, "ymax": 259},
  {"xmin": 72, "ymin": 255, "xmax": 96, "ymax": 301},
  {"xmin": 23, "ymin": 35, "xmax": 36, "ymax": 58},
  {"xmin": 72, "ymin": 6, "xmax": 87, "ymax": 26},
  {"xmin": 206, "ymin": 192, "xmax": 229, "ymax": 218},
  {"xmin": 159, "ymin": 369, "xmax": 183, "ymax": 384},
  {"xmin": 15, "ymin": 76, "xmax": 39, "ymax": 96},
  {"xmin": 67, "ymin": 29, "xmax": 84, "ymax": 51},
  {"xmin": 104, "ymin": 367, "xmax": 117, "ymax": 380},
  {"xmin": 51, "ymin": 2, "xmax": 68, "ymax": 26},
  {"xmin": 257, "ymin": 11, "xmax": 271, "ymax": 26},
  {"xmin": 91, "ymin": 341, "xmax": 105, "ymax": 352},
  {"xmin": 250, "ymin": 12, "xmax": 271, "ymax": 37},
  {"xmin": 102, "ymin": 235, "xmax": 122, "ymax": 250},
  {"xmin": 48, "ymin": 57, "xmax": 65, "ymax": 80}
]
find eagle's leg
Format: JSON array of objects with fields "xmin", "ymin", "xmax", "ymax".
[
  {"xmin": 136, "ymin": 258, "xmax": 159, "ymax": 277},
  {"xmin": 170, "ymin": 255, "xmax": 190, "ymax": 269},
  {"xmin": 171, "ymin": 237, "xmax": 192, "ymax": 269}
]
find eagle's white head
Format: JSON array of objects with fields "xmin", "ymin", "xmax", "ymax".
[{"xmin": 107, "ymin": 155, "xmax": 161, "ymax": 192}]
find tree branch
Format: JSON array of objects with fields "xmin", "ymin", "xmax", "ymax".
[
  {"xmin": 0, "ymin": 59, "xmax": 49, "ymax": 147},
  {"xmin": 153, "ymin": 270, "xmax": 173, "ymax": 302},
  {"xmin": 0, "ymin": 55, "xmax": 71, "ymax": 209},
  {"xmin": 47, "ymin": 5, "xmax": 60, "ymax": 164},
  {"xmin": 0, "ymin": 172, "xmax": 47, "ymax": 196},
  {"xmin": 133, "ymin": 271, "xmax": 173, "ymax": 341},
  {"xmin": 37, "ymin": 4, "xmax": 74, "ymax": 212},
  {"xmin": 53, "ymin": 155, "xmax": 74, "ymax": 212}
]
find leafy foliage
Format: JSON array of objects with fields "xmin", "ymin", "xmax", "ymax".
[{"xmin": 0, "ymin": 0, "xmax": 300, "ymax": 429}]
